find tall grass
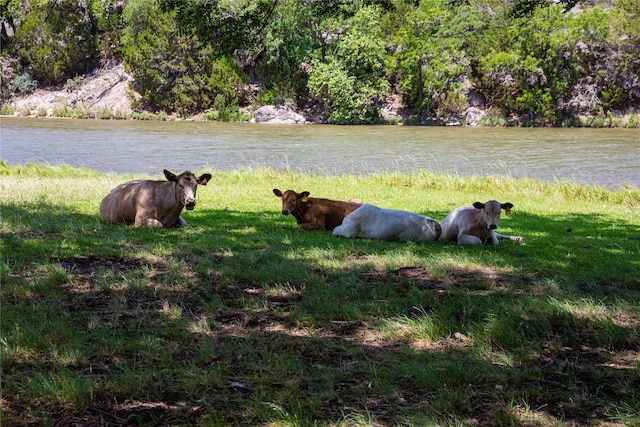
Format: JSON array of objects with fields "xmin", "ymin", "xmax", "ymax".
[{"xmin": 1, "ymin": 162, "xmax": 639, "ymax": 426}]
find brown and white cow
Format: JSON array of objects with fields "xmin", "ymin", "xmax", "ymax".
[
  {"xmin": 100, "ymin": 169, "xmax": 212, "ymax": 227},
  {"xmin": 272, "ymin": 189, "xmax": 362, "ymax": 230},
  {"xmin": 439, "ymin": 200, "xmax": 523, "ymax": 245}
]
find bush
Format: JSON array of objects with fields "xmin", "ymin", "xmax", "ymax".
[
  {"xmin": 12, "ymin": 73, "xmax": 38, "ymax": 94},
  {"xmin": 64, "ymin": 76, "xmax": 89, "ymax": 92},
  {"xmin": 307, "ymin": 7, "xmax": 389, "ymax": 124},
  {"xmin": 0, "ymin": 103, "xmax": 14, "ymax": 115},
  {"xmin": 13, "ymin": 0, "xmax": 97, "ymax": 84},
  {"xmin": 122, "ymin": 2, "xmax": 247, "ymax": 114}
]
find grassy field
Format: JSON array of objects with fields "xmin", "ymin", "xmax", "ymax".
[{"xmin": 1, "ymin": 162, "xmax": 639, "ymax": 426}]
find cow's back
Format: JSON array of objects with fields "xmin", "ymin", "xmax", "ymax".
[
  {"xmin": 320, "ymin": 200, "xmax": 362, "ymax": 230},
  {"xmin": 372, "ymin": 208, "xmax": 441, "ymax": 242},
  {"xmin": 334, "ymin": 204, "xmax": 440, "ymax": 242},
  {"xmin": 100, "ymin": 180, "xmax": 146, "ymax": 224}
]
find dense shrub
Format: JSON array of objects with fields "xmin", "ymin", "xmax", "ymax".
[
  {"xmin": 121, "ymin": 0, "xmax": 246, "ymax": 114},
  {"xmin": 12, "ymin": 0, "xmax": 97, "ymax": 84},
  {"xmin": 307, "ymin": 6, "xmax": 389, "ymax": 124},
  {"xmin": 1, "ymin": 0, "xmax": 638, "ymax": 123},
  {"xmin": 11, "ymin": 73, "xmax": 38, "ymax": 94}
]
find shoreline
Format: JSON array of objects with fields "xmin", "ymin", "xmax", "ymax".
[
  {"xmin": 2, "ymin": 160, "xmax": 638, "ymax": 193},
  {"xmin": 3, "ymin": 65, "xmax": 639, "ymax": 128}
]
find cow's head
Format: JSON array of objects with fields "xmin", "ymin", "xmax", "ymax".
[
  {"xmin": 165, "ymin": 169, "xmax": 211, "ymax": 210},
  {"xmin": 473, "ymin": 200, "xmax": 513, "ymax": 230},
  {"xmin": 273, "ymin": 189, "xmax": 309, "ymax": 215}
]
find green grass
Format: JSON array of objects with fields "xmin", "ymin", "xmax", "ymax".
[{"xmin": 1, "ymin": 161, "xmax": 639, "ymax": 426}]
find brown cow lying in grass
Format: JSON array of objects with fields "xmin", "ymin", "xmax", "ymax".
[
  {"xmin": 439, "ymin": 200, "xmax": 523, "ymax": 245},
  {"xmin": 273, "ymin": 188, "xmax": 363, "ymax": 230},
  {"xmin": 100, "ymin": 169, "xmax": 212, "ymax": 228}
]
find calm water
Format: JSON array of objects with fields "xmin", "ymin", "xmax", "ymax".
[{"xmin": 1, "ymin": 117, "xmax": 638, "ymax": 189}]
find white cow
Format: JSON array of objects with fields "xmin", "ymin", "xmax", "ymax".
[
  {"xmin": 439, "ymin": 200, "xmax": 523, "ymax": 245},
  {"xmin": 332, "ymin": 204, "xmax": 441, "ymax": 242}
]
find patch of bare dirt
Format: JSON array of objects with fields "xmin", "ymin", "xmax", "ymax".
[{"xmin": 60, "ymin": 254, "xmax": 162, "ymax": 274}]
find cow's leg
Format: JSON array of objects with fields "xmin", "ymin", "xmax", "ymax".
[
  {"xmin": 457, "ymin": 233, "xmax": 483, "ymax": 245},
  {"xmin": 175, "ymin": 216, "xmax": 187, "ymax": 227},
  {"xmin": 495, "ymin": 233, "xmax": 523, "ymax": 244},
  {"xmin": 332, "ymin": 222, "xmax": 356, "ymax": 238},
  {"xmin": 136, "ymin": 214, "xmax": 164, "ymax": 228},
  {"xmin": 142, "ymin": 218, "xmax": 164, "ymax": 227},
  {"xmin": 487, "ymin": 232, "xmax": 500, "ymax": 245}
]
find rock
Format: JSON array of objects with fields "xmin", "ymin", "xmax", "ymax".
[
  {"xmin": 454, "ymin": 332, "xmax": 468, "ymax": 341},
  {"xmin": 465, "ymin": 107, "xmax": 486, "ymax": 126},
  {"xmin": 445, "ymin": 115, "xmax": 461, "ymax": 126},
  {"xmin": 252, "ymin": 104, "xmax": 306, "ymax": 124},
  {"xmin": 467, "ymin": 90, "xmax": 486, "ymax": 107},
  {"xmin": 10, "ymin": 63, "xmax": 136, "ymax": 118}
]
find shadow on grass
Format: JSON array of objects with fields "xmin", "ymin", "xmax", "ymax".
[{"xmin": 2, "ymin": 202, "xmax": 639, "ymax": 425}]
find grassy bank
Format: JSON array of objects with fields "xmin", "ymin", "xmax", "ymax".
[{"xmin": 1, "ymin": 163, "xmax": 639, "ymax": 426}]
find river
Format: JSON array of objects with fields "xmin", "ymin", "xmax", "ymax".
[{"xmin": 1, "ymin": 117, "xmax": 638, "ymax": 189}]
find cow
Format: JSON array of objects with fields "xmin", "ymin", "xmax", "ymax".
[
  {"xmin": 439, "ymin": 200, "xmax": 523, "ymax": 245},
  {"xmin": 272, "ymin": 188, "xmax": 363, "ymax": 230},
  {"xmin": 100, "ymin": 169, "xmax": 212, "ymax": 228},
  {"xmin": 332, "ymin": 204, "xmax": 441, "ymax": 242}
]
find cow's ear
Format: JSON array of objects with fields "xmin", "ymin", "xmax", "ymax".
[
  {"xmin": 273, "ymin": 189, "xmax": 283, "ymax": 197},
  {"xmin": 164, "ymin": 170, "xmax": 178, "ymax": 181},
  {"xmin": 300, "ymin": 191, "xmax": 310, "ymax": 202},
  {"xmin": 472, "ymin": 202, "xmax": 484, "ymax": 209},
  {"xmin": 198, "ymin": 174, "xmax": 212, "ymax": 186},
  {"xmin": 502, "ymin": 202, "xmax": 514, "ymax": 214}
]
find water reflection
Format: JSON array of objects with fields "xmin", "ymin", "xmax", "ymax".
[{"xmin": 1, "ymin": 117, "xmax": 638, "ymax": 189}]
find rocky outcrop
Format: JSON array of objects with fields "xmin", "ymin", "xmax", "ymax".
[
  {"xmin": 9, "ymin": 63, "xmax": 136, "ymax": 118},
  {"xmin": 252, "ymin": 104, "xmax": 306, "ymax": 124},
  {"xmin": 464, "ymin": 107, "xmax": 486, "ymax": 126}
]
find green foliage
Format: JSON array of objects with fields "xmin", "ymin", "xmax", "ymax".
[
  {"xmin": 50, "ymin": 104, "xmax": 92, "ymax": 119},
  {"xmin": 307, "ymin": 6, "xmax": 389, "ymax": 124},
  {"xmin": 11, "ymin": 72, "xmax": 38, "ymax": 94},
  {"xmin": 1, "ymin": 0, "xmax": 639, "ymax": 124},
  {"xmin": 13, "ymin": 0, "xmax": 97, "ymax": 84},
  {"xmin": 473, "ymin": 3, "xmax": 614, "ymax": 124},
  {"xmin": 160, "ymin": 0, "xmax": 279, "ymax": 57},
  {"xmin": 0, "ymin": 103, "xmax": 14, "ymax": 115},
  {"xmin": 64, "ymin": 76, "xmax": 89, "ymax": 93},
  {"xmin": 122, "ymin": 1, "xmax": 247, "ymax": 114},
  {"xmin": 389, "ymin": 1, "xmax": 475, "ymax": 122},
  {"xmin": 605, "ymin": 0, "xmax": 640, "ymax": 108},
  {"xmin": 0, "ymin": 55, "xmax": 19, "ymax": 99},
  {"xmin": 90, "ymin": 0, "xmax": 125, "ymax": 64}
]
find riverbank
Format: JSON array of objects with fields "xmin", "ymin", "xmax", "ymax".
[
  {"xmin": 2, "ymin": 163, "xmax": 639, "ymax": 426},
  {"xmin": 3, "ymin": 64, "xmax": 640, "ymax": 127}
]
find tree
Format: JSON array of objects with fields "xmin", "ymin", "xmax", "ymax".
[
  {"xmin": 159, "ymin": 0, "xmax": 278, "ymax": 77},
  {"xmin": 307, "ymin": 6, "xmax": 390, "ymax": 123},
  {"xmin": 389, "ymin": 0, "xmax": 474, "ymax": 122},
  {"xmin": 510, "ymin": 0, "xmax": 587, "ymax": 18},
  {"xmin": 604, "ymin": 0, "xmax": 640, "ymax": 108},
  {"xmin": 121, "ymin": 0, "xmax": 247, "ymax": 113},
  {"xmin": 12, "ymin": 0, "xmax": 98, "ymax": 84},
  {"xmin": 90, "ymin": 0, "xmax": 125, "ymax": 65}
]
